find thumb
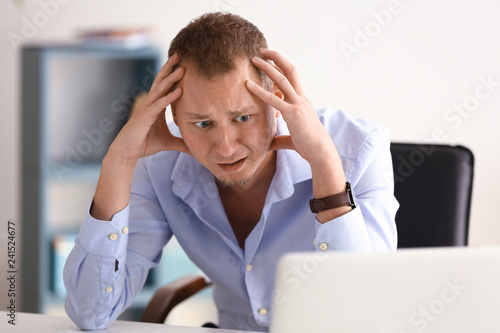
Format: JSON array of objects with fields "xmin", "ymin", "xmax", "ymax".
[{"xmin": 269, "ymin": 135, "xmax": 295, "ymax": 152}]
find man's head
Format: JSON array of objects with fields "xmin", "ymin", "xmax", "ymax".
[
  {"xmin": 168, "ymin": 12, "xmax": 270, "ymax": 87},
  {"xmin": 169, "ymin": 13, "xmax": 280, "ymax": 188}
]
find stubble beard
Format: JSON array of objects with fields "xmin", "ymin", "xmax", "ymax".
[{"xmin": 215, "ymin": 171, "xmax": 255, "ymax": 188}]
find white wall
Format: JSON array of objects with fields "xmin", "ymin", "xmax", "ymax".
[{"xmin": 1, "ymin": 0, "xmax": 499, "ymax": 314}]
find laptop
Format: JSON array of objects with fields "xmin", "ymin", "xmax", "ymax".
[{"xmin": 270, "ymin": 247, "xmax": 500, "ymax": 333}]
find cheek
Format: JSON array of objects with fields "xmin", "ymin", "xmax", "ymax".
[
  {"xmin": 264, "ymin": 111, "xmax": 278, "ymax": 138},
  {"xmin": 178, "ymin": 127, "xmax": 208, "ymax": 155},
  {"xmin": 248, "ymin": 120, "xmax": 276, "ymax": 150}
]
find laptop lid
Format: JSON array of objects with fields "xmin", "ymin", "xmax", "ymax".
[{"xmin": 270, "ymin": 247, "xmax": 500, "ymax": 333}]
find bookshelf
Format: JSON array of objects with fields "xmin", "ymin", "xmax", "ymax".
[{"xmin": 20, "ymin": 44, "xmax": 203, "ymax": 317}]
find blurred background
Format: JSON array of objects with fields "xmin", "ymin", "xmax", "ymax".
[{"xmin": 1, "ymin": 0, "xmax": 499, "ymax": 326}]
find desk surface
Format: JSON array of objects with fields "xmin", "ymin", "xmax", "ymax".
[{"xmin": 0, "ymin": 311, "xmax": 257, "ymax": 333}]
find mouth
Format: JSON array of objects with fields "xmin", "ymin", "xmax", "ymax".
[{"xmin": 217, "ymin": 157, "xmax": 246, "ymax": 173}]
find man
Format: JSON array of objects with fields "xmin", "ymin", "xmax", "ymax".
[{"xmin": 64, "ymin": 12, "xmax": 398, "ymax": 332}]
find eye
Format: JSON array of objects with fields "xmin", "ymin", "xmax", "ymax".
[
  {"xmin": 235, "ymin": 115, "xmax": 250, "ymax": 123},
  {"xmin": 194, "ymin": 120, "xmax": 212, "ymax": 128}
]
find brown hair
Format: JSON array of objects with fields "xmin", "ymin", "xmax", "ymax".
[{"xmin": 168, "ymin": 12, "xmax": 269, "ymax": 83}]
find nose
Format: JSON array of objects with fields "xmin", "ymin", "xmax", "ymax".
[{"xmin": 214, "ymin": 125, "xmax": 239, "ymax": 159}]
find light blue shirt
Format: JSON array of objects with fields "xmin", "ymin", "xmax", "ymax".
[{"xmin": 64, "ymin": 108, "xmax": 398, "ymax": 331}]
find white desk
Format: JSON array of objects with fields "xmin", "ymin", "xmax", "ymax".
[{"xmin": 0, "ymin": 311, "xmax": 257, "ymax": 333}]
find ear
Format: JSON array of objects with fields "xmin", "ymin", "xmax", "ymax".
[
  {"xmin": 272, "ymin": 82, "xmax": 284, "ymax": 99},
  {"xmin": 272, "ymin": 83, "xmax": 284, "ymax": 118}
]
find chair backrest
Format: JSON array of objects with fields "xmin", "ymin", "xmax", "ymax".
[{"xmin": 390, "ymin": 143, "xmax": 474, "ymax": 248}]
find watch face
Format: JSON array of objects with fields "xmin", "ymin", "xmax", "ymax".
[{"xmin": 346, "ymin": 182, "xmax": 357, "ymax": 209}]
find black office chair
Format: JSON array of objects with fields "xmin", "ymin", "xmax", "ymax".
[
  {"xmin": 140, "ymin": 143, "xmax": 475, "ymax": 323},
  {"xmin": 390, "ymin": 143, "xmax": 474, "ymax": 248}
]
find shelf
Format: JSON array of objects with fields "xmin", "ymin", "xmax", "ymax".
[{"xmin": 20, "ymin": 44, "xmax": 167, "ymax": 315}]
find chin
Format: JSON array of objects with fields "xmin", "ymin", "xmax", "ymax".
[{"xmin": 215, "ymin": 172, "xmax": 255, "ymax": 188}]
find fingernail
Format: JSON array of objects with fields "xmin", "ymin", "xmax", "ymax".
[
  {"xmin": 246, "ymin": 80, "xmax": 255, "ymax": 87},
  {"xmin": 252, "ymin": 56, "xmax": 261, "ymax": 62}
]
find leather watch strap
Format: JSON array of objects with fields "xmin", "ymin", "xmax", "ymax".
[{"xmin": 309, "ymin": 182, "xmax": 355, "ymax": 213}]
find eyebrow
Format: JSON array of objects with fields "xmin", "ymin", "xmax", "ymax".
[
  {"xmin": 184, "ymin": 107, "xmax": 255, "ymax": 120},
  {"xmin": 184, "ymin": 112, "xmax": 210, "ymax": 120}
]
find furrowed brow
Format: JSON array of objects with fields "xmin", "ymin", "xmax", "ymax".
[
  {"xmin": 184, "ymin": 107, "xmax": 255, "ymax": 120},
  {"xmin": 226, "ymin": 107, "xmax": 255, "ymax": 117},
  {"xmin": 185, "ymin": 112, "xmax": 211, "ymax": 120}
]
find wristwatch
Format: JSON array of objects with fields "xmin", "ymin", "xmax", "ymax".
[{"xmin": 309, "ymin": 182, "xmax": 357, "ymax": 213}]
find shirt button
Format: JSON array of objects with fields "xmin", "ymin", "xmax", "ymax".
[
  {"xmin": 105, "ymin": 286, "xmax": 113, "ymax": 293},
  {"xmin": 122, "ymin": 227, "xmax": 129, "ymax": 234},
  {"xmin": 247, "ymin": 264, "xmax": 253, "ymax": 272},
  {"xmin": 258, "ymin": 308, "xmax": 267, "ymax": 316},
  {"xmin": 313, "ymin": 238, "xmax": 316, "ymax": 245},
  {"xmin": 319, "ymin": 242, "xmax": 328, "ymax": 251},
  {"xmin": 109, "ymin": 233, "xmax": 118, "ymax": 241}
]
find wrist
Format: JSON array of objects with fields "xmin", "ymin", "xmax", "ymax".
[
  {"xmin": 103, "ymin": 148, "xmax": 139, "ymax": 171},
  {"xmin": 310, "ymin": 182, "xmax": 357, "ymax": 213}
]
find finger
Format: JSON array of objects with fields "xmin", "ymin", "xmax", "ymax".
[
  {"xmin": 251, "ymin": 56, "xmax": 300, "ymax": 104},
  {"xmin": 246, "ymin": 79, "xmax": 290, "ymax": 112},
  {"xmin": 146, "ymin": 87, "xmax": 183, "ymax": 118},
  {"xmin": 132, "ymin": 87, "xmax": 182, "ymax": 130},
  {"xmin": 145, "ymin": 66, "xmax": 184, "ymax": 106},
  {"xmin": 149, "ymin": 104, "xmax": 192, "ymax": 156},
  {"xmin": 150, "ymin": 53, "xmax": 181, "ymax": 91},
  {"xmin": 271, "ymin": 63, "xmax": 284, "ymax": 76},
  {"xmin": 269, "ymin": 135, "xmax": 295, "ymax": 151},
  {"xmin": 148, "ymin": 88, "xmax": 191, "ymax": 156},
  {"xmin": 260, "ymin": 49, "xmax": 305, "ymax": 96}
]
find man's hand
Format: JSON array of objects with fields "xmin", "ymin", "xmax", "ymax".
[
  {"xmin": 245, "ymin": 49, "xmax": 336, "ymax": 165},
  {"xmin": 109, "ymin": 53, "xmax": 190, "ymax": 162},
  {"xmin": 246, "ymin": 49, "xmax": 350, "ymax": 222},
  {"xmin": 92, "ymin": 54, "xmax": 189, "ymax": 221}
]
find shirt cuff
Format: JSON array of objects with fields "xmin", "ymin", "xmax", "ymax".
[
  {"xmin": 75, "ymin": 202, "xmax": 130, "ymax": 257},
  {"xmin": 314, "ymin": 205, "xmax": 372, "ymax": 252}
]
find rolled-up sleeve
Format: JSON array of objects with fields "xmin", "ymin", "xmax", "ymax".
[
  {"xmin": 63, "ymin": 204, "xmax": 131, "ymax": 330},
  {"xmin": 63, "ymin": 158, "xmax": 173, "ymax": 330},
  {"xmin": 313, "ymin": 125, "xmax": 399, "ymax": 253}
]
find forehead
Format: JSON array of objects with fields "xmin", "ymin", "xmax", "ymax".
[
  {"xmin": 174, "ymin": 58, "xmax": 264, "ymax": 116},
  {"xmin": 180, "ymin": 55, "xmax": 259, "ymax": 77},
  {"xmin": 179, "ymin": 57, "xmax": 260, "ymax": 87}
]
